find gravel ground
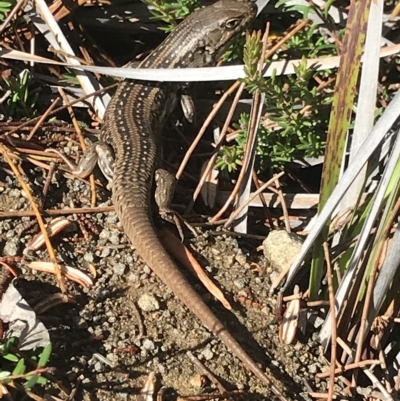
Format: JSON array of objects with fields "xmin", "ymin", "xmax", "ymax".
[{"xmin": 0, "ymin": 166, "xmax": 328, "ymax": 400}]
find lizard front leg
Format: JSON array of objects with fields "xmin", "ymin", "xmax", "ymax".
[{"xmin": 45, "ymin": 142, "xmax": 115, "ymax": 182}]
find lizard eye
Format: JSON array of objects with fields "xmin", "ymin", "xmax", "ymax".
[{"xmin": 224, "ymin": 18, "xmax": 241, "ymax": 30}]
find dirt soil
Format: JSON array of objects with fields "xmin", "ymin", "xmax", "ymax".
[{"xmin": 0, "ymin": 163, "xmax": 328, "ymax": 400}]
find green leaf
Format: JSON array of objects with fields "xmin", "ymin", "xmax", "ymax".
[
  {"xmin": 0, "ymin": 371, "xmax": 11, "ymax": 379},
  {"xmin": 38, "ymin": 343, "xmax": 52, "ymax": 367},
  {"xmin": 25, "ymin": 375, "xmax": 39, "ymax": 389},
  {"xmin": 36, "ymin": 376, "xmax": 47, "ymax": 385},
  {"xmin": 12, "ymin": 358, "xmax": 26, "ymax": 375},
  {"xmin": 2, "ymin": 352, "xmax": 19, "ymax": 362}
]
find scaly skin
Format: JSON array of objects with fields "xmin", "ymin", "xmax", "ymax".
[{"xmin": 100, "ymin": 1, "xmax": 286, "ymax": 398}]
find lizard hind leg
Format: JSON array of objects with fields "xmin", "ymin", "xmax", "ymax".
[{"xmin": 154, "ymin": 168, "xmax": 197, "ymax": 241}]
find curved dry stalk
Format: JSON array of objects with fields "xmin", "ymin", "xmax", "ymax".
[
  {"xmin": 0, "ymin": 0, "xmax": 25, "ymax": 35},
  {"xmin": 275, "ymin": 174, "xmax": 291, "ymax": 232},
  {"xmin": 211, "ymin": 89, "xmax": 262, "ymax": 223},
  {"xmin": 6, "ymin": 83, "xmax": 118, "ymax": 137},
  {"xmin": 224, "ymin": 171, "xmax": 284, "ymax": 227},
  {"xmin": 185, "ymin": 82, "xmax": 246, "ymax": 213},
  {"xmin": 324, "ymin": 242, "xmax": 337, "ymax": 401},
  {"xmin": 183, "ymin": 19, "xmax": 311, "ymax": 221},
  {"xmin": 0, "ymin": 144, "xmax": 66, "ymax": 292},
  {"xmin": 26, "ymin": 97, "xmax": 61, "ymax": 140},
  {"xmin": 0, "ymin": 205, "xmax": 114, "ymax": 218},
  {"xmin": 176, "ymin": 80, "xmax": 242, "ymax": 182}
]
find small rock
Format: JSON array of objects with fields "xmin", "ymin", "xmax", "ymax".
[
  {"xmin": 225, "ymin": 254, "xmax": 236, "ymax": 267},
  {"xmin": 3, "ymin": 239, "xmax": 20, "ymax": 256},
  {"xmin": 262, "ymin": 230, "xmax": 303, "ymax": 272},
  {"xmin": 106, "ymin": 353, "xmax": 119, "ymax": 365},
  {"xmin": 5, "ymin": 230, "xmax": 15, "ymax": 239},
  {"xmin": 80, "ymin": 310, "xmax": 93, "ymax": 321},
  {"xmin": 99, "ymin": 229, "xmax": 111, "ymax": 240},
  {"xmin": 308, "ymin": 363, "xmax": 318, "ymax": 374},
  {"xmin": 83, "ymin": 252, "xmax": 94, "ymax": 263},
  {"xmin": 109, "ymin": 233, "xmax": 120, "ymax": 245},
  {"xmin": 93, "ymin": 361, "xmax": 104, "ymax": 372},
  {"xmin": 113, "ymin": 262, "xmax": 126, "ymax": 275},
  {"xmin": 211, "ymin": 248, "xmax": 221, "ymax": 256},
  {"xmin": 81, "ymin": 377, "xmax": 92, "ymax": 387},
  {"xmin": 93, "ymin": 315, "xmax": 101, "ymax": 323},
  {"xmin": 8, "ymin": 189, "xmax": 21, "ymax": 198},
  {"xmin": 142, "ymin": 339, "xmax": 155, "ymax": 351},
  {"xmin": 106, "ymin": 213, "xmax": 119, "ymax": 224},
  {"xmin": 76, "ymin": 318, "xmax": 89, "ymax": 329},
  {"xmin": 190, "ymin": 374, "xmax": 207, "ymax": 390},
  {"xmin": 126, "ymin": 272, "xmax": 140, "ymax": 283},
  {"xmin": 313, "ymin": 316, "xmax": 325, "ymax": 328},
  {"xmin": 100, "ymin": 247, "xmax": 111, "ymax": 258},
  {"xmin": 137, "ymin": 294, "xmax": 160, "ymax": 312},
  {"xmin": 235, "ymin": 254, "xmax": 247, "ymax": 265},
  {"xmin": 233, "ymin": 278, "xmax": 247, "ymax": 289},
  {"xmin": 95, "ymin": 288, "xmax": 111, "ymax": 300},
  {"xmin": 201, "ymin": 347, "xmax": 214, "ymax": 361},
  {"xmin": 205, "ymin": 265, "xmax": 212, "ymax": 273}
]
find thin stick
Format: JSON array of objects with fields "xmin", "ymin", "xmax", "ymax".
[
  {"xmin": 316, "ymin": 359, "xmax": 381, "ymax": 378},
  {"xmin": 27, "ymin": 97, "xmax": 61, "ymax": 140},
  {"xmin": 177, "ymin": 19, "xmax": 309, "ymax": 183},
  {"xmin": 323, "ymin": 242, "xmax": 337, "ymax": 401},
  {"xmin": 0, "ymin": 144, "xmax": 66, "ymax": 292},
  {"xmin": 185, "ymin": 82, "xmax": 245, "ymax": 213},
  {"xmin": 252, "ymin": 169, "xmax": 275, "ymax": 228},
  {"xmin": 275, "ymin": 174, "xmax": 291, "ymax": 232},
  {"xmin": 353, "ymin": 196, "xmax": 400, "ymax": 384},
  {"xmin": 186, "ymin": 351, "xmax": 228, "ymax": 395},
  {"xmin": 176, "ymin": 80, "xmax": 241, "ymax": 181},
  {"xmin": 0, "ymin": 205, "xmax": 114, "ymax": 218},
  {"xmin": 224, "ymin": 171, "xmax": 284, "ymax": 227},
  {"xmin": 0, "ymin": 0, "xmax": 25, "ymax": 35},
  {"xmin": 211, "ymin": 83, "xmax": 262, "ymax": 222},
  {"xmin": 7, "ymin": 83, "xmax": 118, "ymax": 136}
]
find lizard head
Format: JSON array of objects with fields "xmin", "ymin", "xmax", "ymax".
[{"xmin": 144, "ymin": 0, "xmax": 258, "ymax": 69}]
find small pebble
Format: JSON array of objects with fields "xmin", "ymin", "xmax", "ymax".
[
  {"xmin": 201, "ymin": 347, "xmax": 214, "ymax": 361},
  {"xmin": 100, "ymin": 247, "xmax": 111, "ymax": 258},
  {"xmin": 109, "ymin": 233, "xmax": 120, "ymax": 245},
  {"xmin": 308, "ymin": 363, "xmax": 318, "ymax": 374},
  {"xmin": 84, "ymin": 252, "xmax": 94, "ymax": 263},
  {"xmin": 106, "ymin": 214, "xmax": 119, "ymax": 224},
  {"xmin": 3, "ymin": 239, "xmax": 20, "ymax": 256},
  {"xmin": 233, "ymin": 278, "xmax": 247, "ymax": 289},
  {"xmin": 313, "ymin": 316, "xmax": 325, "ymax": 328},
  {"xmin": 99, "ymin": 229, "xmax": 111, "ymax": 240},
  {"xmin": 94, "ymin": 361, "xmax": 104, "ymax": 372},
  {"xmin": 5, "ymin": 230, "xmax": 15, "ymax": 239},
  {"xmin": 142, "ymin": 339, "xmax": 155, "ymax": 351},
  {"xmin": 113, "ymin": 262, "xmax": 126, "ymax": 275},
  {"xmin": 138, "ymin": 294, "xmax": 160, "ymax": 312},
  {"xmin": 80, "ymin": 310, "xmax": 93, "ymax": 321},
  {"xmin": 235, "ymin": 254, "xmax": 247, "ymax": 265}
]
